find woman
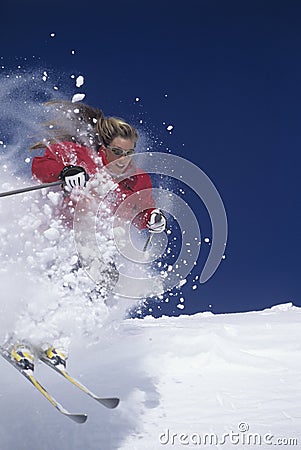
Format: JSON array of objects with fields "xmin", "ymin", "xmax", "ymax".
[
  {"xmin": 5, "ymin": 101, "xmax": 168, "ymax": 371},
  {"xmin": 31, "ymin": 100, "xmax": 166, "ymax": 232}
]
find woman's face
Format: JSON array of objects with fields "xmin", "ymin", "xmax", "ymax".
[{"xmin": 102, "ymin": 137, "xmax": 135, "ymax": 175}]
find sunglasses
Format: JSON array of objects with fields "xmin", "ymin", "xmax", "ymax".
[{"xmin": 106, "ymin": 145, "xmax": 135, "ymax": 157}]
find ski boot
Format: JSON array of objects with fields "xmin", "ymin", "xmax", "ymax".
[
  {"xmin": 44, "ymin": 347, "xmax": 68, "ymax": 368},
  {"xmin": 11, "ymin": 344, "xmax": 35, "ymax": 371}
]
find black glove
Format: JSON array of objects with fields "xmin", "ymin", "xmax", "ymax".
[
  {"xmin": 59, "ymin": 166, "xmax": 89, "ymax": 192},
  {"xmin": 147, "ymin": 209, "xmax": 167, "ymax": 233}
]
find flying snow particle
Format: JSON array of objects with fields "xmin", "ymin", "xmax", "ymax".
[
  {"xmin": 178, "ymin": 279, "xmax": 187, "ymax": 288},
  {"xmin": 71, "ymin": 50, "xmax": 76, "ymax": 55},
  {"xmin": 204, "ymin": 237, "xmax": 210, "ymax": 243},
  {"xmin": 166, "ymin": 125, "xmax": 174, "ymax": 131},
  {"xmin": 50, "ymin": 33, "xmax": 55, "ymax": 38},
  {"xmin": 76, "ymin": 76, "xmax": 84, "ymax": 87},
  {"xmin": 176, "ymin": 304, "xmax": 185, "ymax": 310},
  {"xmin": 47, "ymin": 192, "xmax": 61, "ymax": 207},
  {"xmin": 71, "ymin": 93, "xmax": 86, "ymax": 103},
  {"xmin": 25, "ymin": 158, "xmax": 31, "ymax": 164},
  {"xmin": 43, "ymin": 228, "xmax": 60, "ymax": 242}
]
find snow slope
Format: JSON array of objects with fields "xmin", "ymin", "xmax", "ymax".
[{"xmin": 0, "ymin": 303, "xmax": 300, "ymax": 449}]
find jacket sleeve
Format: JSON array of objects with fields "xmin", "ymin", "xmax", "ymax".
[
  {"xmin": 32, "ymin": 145, "xmax": 68, "ymax": 183},
  {"xmin": 132, "ymin": 172, "xmax": 157, "ymax": 230},
  {"xmin": 31, "ymin": 141, "xmax": 94, "ymax": 183}
]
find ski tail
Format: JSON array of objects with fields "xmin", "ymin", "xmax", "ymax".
[{"xmin": 26, "ymin": 373, "xmax": 87, "ymax": 423}]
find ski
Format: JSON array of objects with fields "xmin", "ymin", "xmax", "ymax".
[
  {"xmin": 0, "ymin": 347, "xmax": 87, "ymax": 424},
  {"xmin": 39, "ymin": 353, "xmax": 120, "ymax": 409}
]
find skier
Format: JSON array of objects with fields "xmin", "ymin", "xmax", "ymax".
[{"xmin": 8, "ymin": 101, "xmax": 167, "ymax": 371}]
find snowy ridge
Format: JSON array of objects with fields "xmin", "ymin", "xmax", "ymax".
[
  {"xmin": 118, "ymin": 303, "xmax": 301, "ymax": 449},
  {"xmin": 0, "ymin": 303, "xmax": 300, "ymax": 449}
]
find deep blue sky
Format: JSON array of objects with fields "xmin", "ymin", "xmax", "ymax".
[{"xmin": 1, "ymin": 0, "xmax": 300, "ymax": 316}]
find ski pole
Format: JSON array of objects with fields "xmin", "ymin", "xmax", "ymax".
[
  {"xmin": 143, "ymin": 232, "xmax": 154, "ymax": 252},
  {"xmin": 0, "ymin": 180, "xmax": 62, "ymax": 198}
]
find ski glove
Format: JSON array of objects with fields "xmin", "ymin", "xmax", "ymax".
[
  {"xmin": 147, "ymin": 209, "xmax": 167, "ymax": 233},
  {"xmin": 59, "ymin": 165, "xmax": 89, "ymax": 192}
]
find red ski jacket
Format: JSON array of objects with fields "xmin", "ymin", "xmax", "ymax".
[{"xmin": 31, "ymin": 141, "xmax": 156, "ymax": 229}]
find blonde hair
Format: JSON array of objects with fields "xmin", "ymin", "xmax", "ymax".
[
  {"xmin": 97, "ymin": 116, "xmax": 139, "ymax": 147},
  {"xmin": 30, "ymin": 100, "xmax": 139, "ymax": 151}
]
